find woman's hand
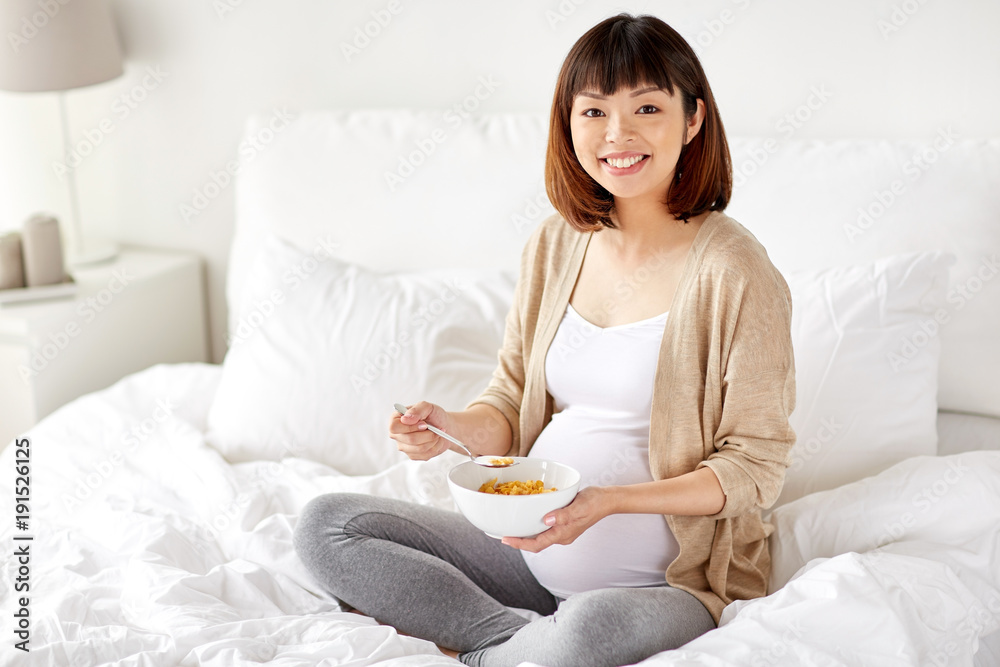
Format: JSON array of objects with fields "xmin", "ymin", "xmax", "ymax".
[
  {"xmin": 501, "ymin": 486, "xmax": 616, "ymax": 552},
  {"xmin": 389, "ymin": 401, "xmax": 453, "ymax": 461}
]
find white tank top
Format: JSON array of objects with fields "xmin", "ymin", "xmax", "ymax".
[{"xmin": 520, "ymin": 302, "xmax": 680, "ymax": 599}]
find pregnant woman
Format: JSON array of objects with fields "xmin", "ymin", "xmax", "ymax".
[{"xmin": 294, "ymin": 13, "xmax": 796, "ymax": 667}]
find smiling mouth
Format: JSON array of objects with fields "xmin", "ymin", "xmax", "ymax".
[{"xmin": 602, "ymin": 155, "xmax": 649, "ymax": 169}]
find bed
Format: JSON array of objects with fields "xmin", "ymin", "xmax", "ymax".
[{"xmin": 2, "ymin": 111, "xmax": 999, "ymax": 666}]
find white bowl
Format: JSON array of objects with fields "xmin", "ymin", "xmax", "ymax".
[{"xmin": 448, "ymin": 458, "xmax": 581, "ymax": 538}]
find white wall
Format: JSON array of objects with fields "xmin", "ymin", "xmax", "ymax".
[{"xmin": 1, "ymin": 0, "xmax": 997, "ymax": 362}]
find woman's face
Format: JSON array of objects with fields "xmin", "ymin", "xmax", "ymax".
[{"xmin": 569, "ymin": 84, "xmax": 704, "ymax": 203}]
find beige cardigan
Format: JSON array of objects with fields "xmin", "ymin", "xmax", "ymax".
[{"xmin": 466, "ymin": 210, "xmax": 797, "ymax": 624}]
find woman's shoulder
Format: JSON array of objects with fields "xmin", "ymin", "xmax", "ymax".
[
  {"xmin": 698, "ymin": 211, "xmax": 785, "ymax": 284},
  {"xmin": 519, "ymin": 212, "xmax": 586, "ymax": 269},
  {"xmin": 531, "ymin": 211, "xmax": 581, "ymax": 245}
]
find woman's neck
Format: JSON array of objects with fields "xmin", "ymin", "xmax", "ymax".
[{"xmin": 605, "ymin": 196, "xmax": 708, "ymax": 262}]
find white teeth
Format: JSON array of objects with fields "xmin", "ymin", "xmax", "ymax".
[{"xmin": 605, "ymin": 155, "xmax": 645, "ymax": 168}]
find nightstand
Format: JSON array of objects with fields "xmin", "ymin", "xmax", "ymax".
[{"xmin": 0, "ymin": 246, "xmax": 210, "ymax": 449}]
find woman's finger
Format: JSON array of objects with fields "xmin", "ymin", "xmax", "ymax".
[
  {"xmin": 393, "ymin": 431, "xmax": 439, "ymax": 447},
  {"xmin": 397, "ymin": 442, "xmax": 443, "ymax": 461}
]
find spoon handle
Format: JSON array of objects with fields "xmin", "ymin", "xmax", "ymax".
[
  {"xmin": 422, "ymin": 423, "xmax": 476, "ymax": 458},
  {"xmin": 394, "ymin": 403, "xmax": 476, "ymax": 459}
]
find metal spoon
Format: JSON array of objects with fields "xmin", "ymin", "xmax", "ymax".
[{"xmin": 394, "ymin": 403, "xmax": 518, "ymax": 468}]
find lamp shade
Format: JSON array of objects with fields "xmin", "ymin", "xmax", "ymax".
[{"xmin": 0, "ymin": 0, "xmax": 123, "ymax": 93}]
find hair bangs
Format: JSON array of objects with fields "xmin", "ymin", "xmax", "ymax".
[{"xmin": 568, "ymin": 24, "xmax": 676, "ymax": 100}]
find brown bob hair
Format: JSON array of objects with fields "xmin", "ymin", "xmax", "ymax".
[{"xmin": 545, "ymin": 13, "xmax": 732, "ymax": 232}]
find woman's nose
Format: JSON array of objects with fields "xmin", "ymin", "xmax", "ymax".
[{"xmin": 604, "ymin": 113, "xmax": 636, "ymax": 143}]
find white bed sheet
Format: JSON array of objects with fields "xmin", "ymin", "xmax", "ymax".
[
  {"xmin": 1, "ymin": 362, "xmax": 998, "ymax": 667},
  {"xmin": 1, "ymin": 363, "xmax": 463, "ymax": 666}
]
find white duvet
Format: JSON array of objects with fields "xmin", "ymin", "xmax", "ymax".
[{"xmin": 1, "ymin": 363, "xmax": 998, "ymax": 667}]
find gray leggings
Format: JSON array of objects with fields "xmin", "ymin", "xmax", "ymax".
[{"xmin": 293, "ymin": 492, "xmax": 716, "ymax": 667}]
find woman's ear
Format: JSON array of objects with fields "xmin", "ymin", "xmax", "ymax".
[{"xmin": 685, "ymin": 98, "xmax": 707, "ymax": 145}]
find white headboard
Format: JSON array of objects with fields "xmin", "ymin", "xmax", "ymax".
[{"xmin": 231, "ymin": 110, "xmax": 1000, "ymax": 419}]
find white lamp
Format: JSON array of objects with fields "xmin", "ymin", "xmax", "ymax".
[{"xmin": 0, "ymin": 0, "xmax": 124, "ymax": 266}]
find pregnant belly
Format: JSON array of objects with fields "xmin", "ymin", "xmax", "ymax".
[{"xmin": 520, "ymin": 409, "xmax": 680, "ymax": 599}]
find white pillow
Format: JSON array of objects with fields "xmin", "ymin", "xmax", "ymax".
[
  {"xmin": 206, "ymin": 235, "xmax": 516, "ymax": 475},
  {"xmin": 777, "ymin": 250, "xmax": 955, "ymax": 507},
  {"xmin": 766, "ymin": 450, "xmax": 1000, "ymax": 594}
]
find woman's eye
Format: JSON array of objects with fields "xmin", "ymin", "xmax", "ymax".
[
  {"xmin": 582, "ymin": 108, "xmax": 605, "ymax": 118},
  {"xmin": 638, "ymin": 105, "xmax": 659, "ymax": 114}
]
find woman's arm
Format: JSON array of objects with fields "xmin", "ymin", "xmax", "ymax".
[
  {"xmin": 693, "ymin": 250, "xmax": 798, "ymax": 520},
  {"xmin": 607, "ymin": 466, "xmax": 725, "ymax": 516},
  {"xmin": 445, "ymin": 403, "xmax": 512, "ymax": 459},
  {"xmin": 501, "ymin": 468, "xmax": 725, "ymax": 552}
]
